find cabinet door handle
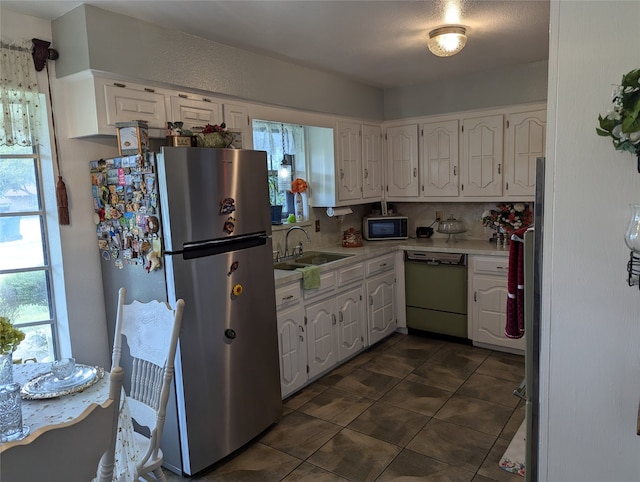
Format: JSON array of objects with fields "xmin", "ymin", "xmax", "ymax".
[
  {"xmin": 144, "ymin": 87, "xmax": 155, "ymax": 93},
  {"xmin": 339, "ymin": 311, "xmax": 343, "ymax": 323},
  {"xmin": 379, "ymin": 263, "xmax": 387, "ymax": 268},
  {"xmin": 340, "ymin": 169, "xmax": 345, "ymax": 180},
  {"xmin": 496, "ymin": 266, "xmax": 508, "ymax": 270},
  {"xmin": 369, "ymin": 296, "xmax": 373, "ymax": 305},
  {"xmin": 413, "ymin": 168, "xmax": 417, "ymax": 177},
  {"xmin": 178, "ymin": 93, "xmax": 188, "ymax": 98},
  {"xmin": 453, "ymin": 166, "xmax": 457, "ymax": 176},
  {"xmin": 202, "ymin": 97, "xmax": 211, "ymax": 103},
  {"xmin": 300, "ymin": 335, "xmax": 304, "ymax": 342},
  {"xmin": 282, "ymin": 295, "xmax": 294, "ymax": 301},
  {"xmin": 113, "ymin": 82, "xmax": 126, "ymax": 88},
  {"xmin": 299, "ymin": 325, "xmax": 304, "ymax": 333},
  {"xmin": 498, "ymin": 163, "xmax": 502, "ymax": 174},
  {"xmin": 506, "ymin": 182, "xmax": 509, "ymax": 190},
  {"xmin": 364, "ymin": 169, "xmax": 369, "ymax": 179},
  {"xmin": 474, "ymin": 291, "xmax": 477, "ymax": 302},
  {"xmin": 332, "ymin": 314, "xmax": 337, "ymax": 325}
]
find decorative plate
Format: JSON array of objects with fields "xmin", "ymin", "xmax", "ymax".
[{"xmin": 20, "ymin": 365, "xmax": 104, "ymax": 400}]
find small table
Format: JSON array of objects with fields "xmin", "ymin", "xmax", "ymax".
[{"xmin": 2, "ymin": 363, "xmax": 140, "ymax": 481}]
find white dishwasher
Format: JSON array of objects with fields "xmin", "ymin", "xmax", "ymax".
[{"xmin": 404, "ymin": 251, "xmax": 468, "ymax": 338}]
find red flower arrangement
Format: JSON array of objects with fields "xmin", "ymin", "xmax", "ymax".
[
  {"xmin": 201, "ymin": 123, "xmax": 227, "ymax": 134},
  {"xmin": 481, "ymin": 203, "xmax": 533, "ymax": 233},
  {"xmin": 290, "ymin": 178, "xmax": 308, "ymax": 194}
]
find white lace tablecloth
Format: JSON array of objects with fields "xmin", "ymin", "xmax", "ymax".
[{"xmin": 6, "ymin": 363, "xmax": 140, "ymax": 481}]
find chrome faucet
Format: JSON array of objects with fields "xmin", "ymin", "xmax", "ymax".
[{"xmin": 284, "ymin": 226, "xmax": 311, "ymax": 258}]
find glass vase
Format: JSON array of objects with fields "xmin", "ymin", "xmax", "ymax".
[
  {"xmin": 0, "ymin": 353, "xmax": 13, "ymax": 386},
  {"xmin": 624, "ymin": 203, "xmax": 640, "ymax": 252}
]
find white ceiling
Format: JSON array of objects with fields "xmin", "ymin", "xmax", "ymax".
[{"xmin": 1, "ymin": 0, "xmax": 550, "ymax": 89}]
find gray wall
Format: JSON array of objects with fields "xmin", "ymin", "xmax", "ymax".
[
  {"xmin": 52, "ymin": 5, "xmax": 384, "ymax": 121},
  {"xmin": 384, "ymin": 60, "xmax": 548, "ymax": 120}
]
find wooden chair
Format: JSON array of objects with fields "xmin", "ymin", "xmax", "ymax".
[
  {"xmin": 0, "ymin": 366, "xmax": 124, "ymax": 482},
  {"xmin": 112, "ymin": 288, "xmax": 184, "ymax": 482}
]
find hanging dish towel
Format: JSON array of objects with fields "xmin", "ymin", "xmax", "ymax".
[
  {"xmin": 297, "ymin": 265, "xmax": 321, "ymax": 290},
  {"xmin": 506, "ymin": 227, "xmax": 528, "ymax": 339}
]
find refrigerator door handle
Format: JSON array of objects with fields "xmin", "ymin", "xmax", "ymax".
[{"xmin": 179, "ymin": 232, "xmax": 269, "ymax": 259}]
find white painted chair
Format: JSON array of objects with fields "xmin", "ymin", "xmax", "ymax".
[
  {"xmin": 112, "ymin": 288, "xmax": 184, "ymax": 482},
  {"xmin": 0, "ymin": 366, "xmax": 124, "ymax": 482}
]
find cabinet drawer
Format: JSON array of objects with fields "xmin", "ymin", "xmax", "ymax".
[
  {"xmin": 365, "ymin": 254, "xmax": 394, "ymax": 277},
  {"xmin": 303, "ymin": 270, "xmax": 336, "ymax": 300},
  {"xmin": 275, "ymin": 282, "xmax": 302, "ymax": 310},
  {"xmin": 473, "ymin": 256, "xmax": 510, "ymax": 276},
  {"xmin": 337, "ymin": 263, "xmax": 364, "ymax": 287}
]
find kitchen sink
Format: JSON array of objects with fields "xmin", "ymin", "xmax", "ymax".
[
  {"xmin": 294, "ymin": 251, "xmax": 353, "ymax": 265},
  {"xmin": 272, "ymin": 262, "xmax": 309, "ymax": 271},
  {"xmin": 273, "ymin": 251, "xmax": 354, "ymax": 270}
]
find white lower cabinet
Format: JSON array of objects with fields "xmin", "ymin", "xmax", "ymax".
[
  {"xmin": 276, "ymin": 303, "xmax": 307, "ymax": 398},
  {"xmin": 469, "ymin": 256, "xmax": 525, "ymax": 353},
  {"xmin": 275, "ymin": 255, "xmax": 397, "ymax": 398},
  {"xmin": 275, "ymin": 282, "xmax": 307, "ymax": 398},
  {"xmin": 306, "ymin": 283, "xmax": 364, "ymax": 379},
  {"xmin": 366, "ymin": 270, "xmax": 397, "ymax": 345},
  {"xmin": 305, "ymin": 297, "xmax": 339, "ymax": 379},
  {"xmin": 335, "ymin": 286, "xmax": 365, "ymax": 360}
]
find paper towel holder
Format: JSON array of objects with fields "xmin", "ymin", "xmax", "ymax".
[{"xmin": 326, "ymin": 207, "xmax": 353, "ymax": 217}]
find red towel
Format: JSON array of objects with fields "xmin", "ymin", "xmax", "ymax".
[{"xmin": 505, "ymin": 227, "xmax": 528, "ymax": 339}]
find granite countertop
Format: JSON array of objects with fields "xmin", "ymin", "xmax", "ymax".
[{"xmin": 273, "ymin": 237, "xmax": 509, "ymax": 286}]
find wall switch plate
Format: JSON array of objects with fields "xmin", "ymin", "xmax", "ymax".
[
  {"xmin": 436, "ymin": 210, "xmax": 443, "ymax": 221},
  {"xmin": 315, "ymin": 220, "xmax": 321, "ymax": 232}
]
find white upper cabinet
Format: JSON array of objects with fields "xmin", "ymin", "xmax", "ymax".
[
  {"xmin": 460, "ymin": 114, "xmax": 504, "ymax": 198},
  {"xmin": 336, "ymin": 121, "xmax": 362, "ymax": 202},
  {"xmin": 504, "ymin": 109, "xmax": 546, "ymax": 199},
  {"xmin": 335, "ymin": 122, "xmax": 383, "ymax": 203},
  {"xmin": 361, "ymin": 124, "xmax": 384, "ymax": 200},
  {"xmin": 421, "ymin": 119, "xmax": 459, "ymax": 198},
  {"xmin": 64, "ymin": 73, "xmax": 169, "ymax": 137},
  {"xmin": 169, "ymin": 94, "xmax": 223, "ymax": 130},
  {"xmin": 310, "ymin": 122, "xmax": 382, "ymax": 207},
  {"xmin": 386, "ymin": 124, "xmax": 420, "ymax": 198},
  {"xmin": 170, "ymin": 95, "xmax": 250, "ymax": 147}
]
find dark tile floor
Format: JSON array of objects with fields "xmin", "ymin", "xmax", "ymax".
[{"xmin": 163, "ymin": 333, "xmax": 525, "ymax": 482}]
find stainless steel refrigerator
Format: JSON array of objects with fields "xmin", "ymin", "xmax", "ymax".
[{"xmin": 93, "ymin": 147, "xmax": 282, "ymax": 476}]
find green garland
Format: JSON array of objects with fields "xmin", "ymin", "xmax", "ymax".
[{"xmin": 597, "ymin": 68, "xmax": 640, "ymax": 157}]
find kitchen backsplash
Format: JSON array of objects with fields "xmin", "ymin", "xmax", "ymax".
[{"xmin": 271, "ymin": 202, "xmax": 517, "ymax": 256}]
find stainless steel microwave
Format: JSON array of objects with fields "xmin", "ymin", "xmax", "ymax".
[{"xmin": 363, "ymin": 215, "xmax": 408, "ymax": 240}]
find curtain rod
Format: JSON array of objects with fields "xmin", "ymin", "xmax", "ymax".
[{"xmin": 0, "ymin": 42, "xmax": 32, "ymax": 52}]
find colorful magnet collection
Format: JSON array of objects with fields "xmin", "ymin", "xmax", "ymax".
[{"xmin": 90, "ymin": 154, "xmax": 162, "ymax": 271}]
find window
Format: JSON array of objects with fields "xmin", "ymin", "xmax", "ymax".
[
  {"xmin": 252, "ymin": 120, "xmax": 307, "ymax": 221},
  {"xmin": 1, "ymin": 39, "xmax": 58, "ymax": 363},
  {"xmin": 0, "ymin": 144, "xmax": 57, "ymax": 363}
]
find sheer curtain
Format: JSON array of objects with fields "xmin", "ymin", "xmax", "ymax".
[
  {"xmin": 252, "ymin": 120, "xmax": 298, "ymax": 171},
  {"xmin": 0, "ymin": 39, "xmax": 42, "ymax": 147}
]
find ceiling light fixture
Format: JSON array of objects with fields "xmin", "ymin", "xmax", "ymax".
[{"xmin": 427, "ymin": 26, "xmax": 467, "ymax": 57}]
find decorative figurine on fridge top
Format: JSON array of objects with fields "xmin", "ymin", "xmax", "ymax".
[{"xmin": 90, "ymin": 153, "xmax": 162, "ymax": 271}]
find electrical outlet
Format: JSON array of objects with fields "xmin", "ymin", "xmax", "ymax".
[
  {"xmin": 436, "ymin": 210, "xmax": 443, "ymax": 221},
  {"xmin": 315, "ymin": 220, "xmax": 321, "ymax": 232}
]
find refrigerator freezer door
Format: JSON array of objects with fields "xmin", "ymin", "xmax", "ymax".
[
  {"xmin": 156, "ymin": 147, "xmax": 271, "ymax": 252},
  {"xmin": 165, "ymin": 240, "xmax": 282, "ymax": 475}
]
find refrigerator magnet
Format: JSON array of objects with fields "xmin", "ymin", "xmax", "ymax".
[
  {"xmin": 227, "ymin": 261, "xmax": 239, "ymax": 276},
  {"xmin": 146, "ymin": 216, "xmax": 160, "ymax": 234},
  {"xmin": 223, "ymin": 217, "xmax": 236, "ymax": 234},
  {"xmin": 232, "ymin": 284, "xmax": 243, "ymax": 297},
  {"xmin": 219, "ymin": 198, "xmax": 236, "ymax": 215}
]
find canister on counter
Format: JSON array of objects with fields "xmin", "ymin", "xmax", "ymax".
[{"xmin": 342, "ymin": 228, "xmax": 363, "ymax": 247}]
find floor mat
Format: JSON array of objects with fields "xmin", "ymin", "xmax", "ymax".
[{"xmin": 499, "ymin": 418, "xmax": 526, "ymax": 477}]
